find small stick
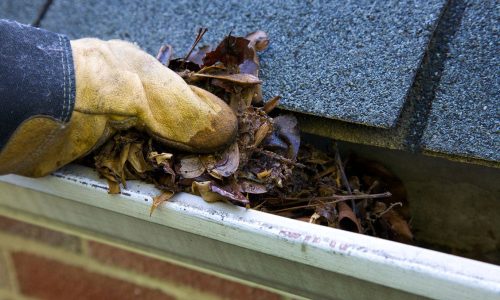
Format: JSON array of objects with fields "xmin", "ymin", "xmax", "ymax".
[
  {"xmin": 181, "ymin": 27, "xmax": 208, "ymax": 68},
  {"xmin": 269, "ymin": 204, "xmax": 318, "ymax": 213},
  {"xmin": 366, "ymin": 180, "xmax": 380, "ymax": 194},
  {"xmin": 376, "ymin": 202, "xmax": 403, "ymax": 217},
  {"xmin": 333, "ymin": 143, "xmax": 357, "ymax": 213},
  {"xmin": 253, "ymin": 199, "xmax": 268, "ymax": 210},
  {"xmin": 264, "ymin": 191, "xmax": 391, "ymax": 203},
  {"xmin": 268, "ymin": 193, "xmax": 391, "ymax": 214},
  {"xmin": 256, "ymin": 149, "xmax": 306, "ymax": 168}
]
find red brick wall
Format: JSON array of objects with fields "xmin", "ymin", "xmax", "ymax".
[{"xmin": 0, "ymin": 215, "xmax": 285, "ymax": 300}]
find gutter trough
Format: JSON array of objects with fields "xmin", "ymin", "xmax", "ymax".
[{"xmin": 0, "ymin": 164, "xmax": 499, "ymax": 299}]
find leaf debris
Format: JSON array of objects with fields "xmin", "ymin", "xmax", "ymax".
[{"xmin": 88, "ymin": 30, "xmax": 413, "ymax": 244}]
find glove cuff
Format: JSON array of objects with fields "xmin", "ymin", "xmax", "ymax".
[
  {"xmin": 0, "ymin": 20, "xmax": 75, "ymax": 152},
  {"xmin": 0, "ymin": 113, "xmax": 112, "ymax": 177}
]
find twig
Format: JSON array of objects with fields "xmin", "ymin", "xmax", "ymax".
[
  {"xmin": 333, "ymin": 143, "xmax": 351, "ymax": 194},
  {"xmin": 266, "ymin": 192, "xmax": 392, "ymax": 213},
  {"xmin": 366, "ymin": 180, "xmax": 380, "ymax": 194},
  {"xmin": 376, "ymin": 202, "xmax": 403, "ymax": 217},
  {"xmin": 265, "ymin": 192, "xmax": 391, "ymax": 203},
  {"xmin": 269, "ymin": 204, "xmax": 318, "ymax": 213},
  {"xmin": 256, "ymin": 149, "xmax": 306, "ymax": 168},
  {"xmin": 181, "ymin": 27, "xmax": 208, "ymax": 68},
  {"xmin": 333, "ymin": 143, "xmax": 357, "ymax": 213},
  {"xmin": 253, "ymin": 199, "xmax": 268, "ymax": 210}
]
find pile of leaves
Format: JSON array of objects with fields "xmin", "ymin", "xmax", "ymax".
[{"xmin": 89, "ymin": 29, "xmax": 413, "ymax": 244}]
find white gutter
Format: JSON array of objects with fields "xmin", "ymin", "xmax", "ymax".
[{"xmin": 0, "ymin": 164, "xmax": 498, "ymax": 299}]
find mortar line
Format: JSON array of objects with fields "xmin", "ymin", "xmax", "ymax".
[
  {"xmin": 0, "ymin": 205, "xmax": 299, "ymax": 298},
  {"xmin": 80, "ymin": 237, "xmax": 90, "ymax": 257},
  {"xmin": 0, "ymin": 288, "xmax": 36, "ymax": 300},
  {"xmin": 0, "ymin": 232, "xmax": 223, "ymax": 300},
  {"xmin": 1, "ymin": 249, "xmax": 20, "ymax": 295}
]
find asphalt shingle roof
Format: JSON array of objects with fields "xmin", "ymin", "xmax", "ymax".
[
  {"xmin": 1, "ymin": 0, "xmax": 498, "ymax": 166},
  {"xmin": 0, "ymin": 0, "xmax": 45, "ymax": 24},
  {"xmin": 422, "ymin": 0, "xmax": 500, "ymax": 162},
  {"xmin": 41, "ymin": 0, "xmax": 445, "ymax": 128}
]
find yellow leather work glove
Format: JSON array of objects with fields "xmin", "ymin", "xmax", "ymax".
[{"xmin": 0, "ymin": 39, "xmax": 237, "ymax": 177}]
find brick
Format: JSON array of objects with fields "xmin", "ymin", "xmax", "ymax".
[
  {"xmin": 0, "ymin": 216, "xmax": 81, "ymax": 252},
  {"xmin": 11, "ymin": 251, "xmax": 174, "ymax": 300},
  {"xmin": 0, "ymin": 250, "xmax": 11, "ymax": 289},
  {"xmin": 88, "ymin": 241, "xmax": 282, "ymax": 300}
]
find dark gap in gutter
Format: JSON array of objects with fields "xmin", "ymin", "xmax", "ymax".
[
  {"xmin": 401, "ymin": 0, "xmax": 467, "ymax": 152},
  {"xmin": 32, "ymin": 0, "xmax": 53, "ymax": 27}
]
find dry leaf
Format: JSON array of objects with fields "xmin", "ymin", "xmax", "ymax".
[
  {"xmin": 148, "ymin": 151, "xmax": 173, "ymax": 165},
  {"xmin": 203, "ymin": 35, "xmax": 255, "ymax": 71},
  {"xmin": 239, "ymin": 180, "xmax": 267, "ymax": 194},
  {"xmin": 252, "ymin": 121, "xmax": 272, "ymax": 147},
  {"xmin": 211, "ymin": 184, "xmax": 249, "ymax": 205},
  {"xmin": 209, "ymin": 142, "xmax": 240, "ymax": 179},
  {"xmin": 179, "ymin": 156, "xmax": 205, "ymax": 178},
  {"xmin": 106, "ymin": 179, "xmax": 121, "ymax": 194},
  {"xmin": 310, "ymin": 204, "xmax": 337, "ymax": 227},
  {"xmin": 193, "ymin": 73, "xmax": 262, "ymax": 85},
  {"xmin": 187, "ymin": 45, "xmax": 211, "ymax": 66},
  {"xmin": 263, "ymin": 96, "xmax": 281, "ymax": 113},
  {"xmin": 191, "ymin": 181, "xmax": 226, "ymax": 203},
  {"xmin": 338, "ymin": 202, "xmax": 362, "ymax": 233},
  {"xmin": 265, "ymin": 115, "xmax": 300, "ymax": 159},
  {"xmin": 245, "ymin": 30, "xmax": 270, "ymax": 51},
  {"xmin": 381, "ymin": 210, "xmax": 414, "ymax": 244},
  {"xmin": 150, "ymin": 191, "xmax": 175, "ymax": 216},
  {"xmin": 156, "ymin": 44, "xmax": 173, "ymax": 66},
  {"xmin": 257, "ymin": 169, "xmax": 272, "ymax": 179},
  {"xmin": 316, "ymin": 204, "xmax": 338, "ymax": 227},
  {"xmin": 191, "ymin": 181, "xmax": 249, "ymax": 205},
  {"xmin": 200, "ymin": 154, "xmax": 218, "ymax": 171},
  {"xmin": 87, "ymin": 30, "xmax": 414, "ymax": 245},
  {"xmin": 127, "ymin": 143, "xmax": 152, "ymax": 173}
]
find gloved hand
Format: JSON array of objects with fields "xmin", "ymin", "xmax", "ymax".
[{"xmin": 0, "ymin": 38, "xmax": 237, "ymax": 177}]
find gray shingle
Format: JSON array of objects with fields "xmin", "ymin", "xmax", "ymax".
[
  {"xmin": 42, "ymin": 0, "xmax": 445, "ymax": 128},
  {"xmin": 0, "ymin": 0, "xmax": 46, "ymax": 24},
  {"xmin": 422, "ymin": 0, "xmax": 500, "ymax": 162}
]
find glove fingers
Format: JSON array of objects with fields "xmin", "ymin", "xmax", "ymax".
[
  {"xmin": 71, "ymin": 39, "xmax": 144, "ymax": 118},
  {"xmin": 74, "ymin": 38, "xmax": 237, "ymax": 152},
  {"xmin": 106, "ymin": 41, "xmax": 238, "ymax": 151},
  {"xmin": 146, "ymin": 85, "xmax": 237, "ymax": 152}
]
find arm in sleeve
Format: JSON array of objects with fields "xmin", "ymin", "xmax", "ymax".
[
  {"xmin": 0, "ymin": 19, "xmax": 76, "ymax": 176},
  {"xmin": 0, "ymin": 19, "xmax": 75, "ymax": 150}
]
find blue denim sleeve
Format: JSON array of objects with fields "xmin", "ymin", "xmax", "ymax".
[{"xmin": 0, "ymin": 19, "xmax": 75, "ymax": 150}]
